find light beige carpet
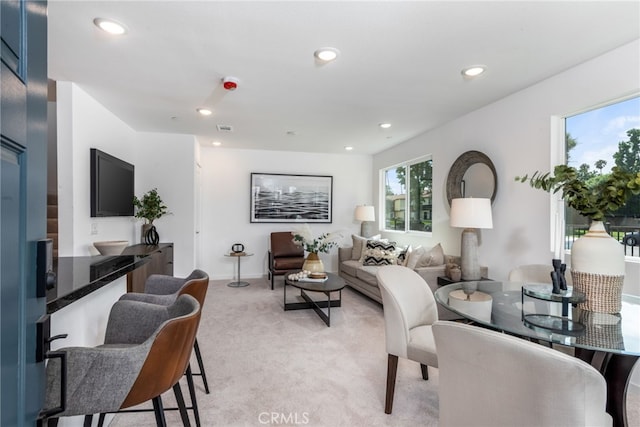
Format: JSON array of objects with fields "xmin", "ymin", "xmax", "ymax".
[{"xmin": 111, "ymin": 277, "xmax": 639, "ymax": 427}]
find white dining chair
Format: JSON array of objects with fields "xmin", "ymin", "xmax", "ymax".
[
  {"xmin": 376, "ymin": 265, "xmax": 438, "ymax": 414},
  {"xmin": 432, "ymin": 321, "xmax": 611, "ymax": 427}
]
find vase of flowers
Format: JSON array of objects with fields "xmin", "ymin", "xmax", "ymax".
[
  {"xmin": 292, "ymin": 224, "xmax": 342, "ymax": 274},
  {"xmin": 133, "ymin": 188, "xmax": 169, "ymax": 245},
  {"xmin": 517, "ymin": 165, "xmax": 640, "ymax": 313}
]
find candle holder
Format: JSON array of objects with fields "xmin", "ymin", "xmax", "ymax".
[{"xmin": 550, "ymin": 258, "xmax": 568, "ymax": 294}]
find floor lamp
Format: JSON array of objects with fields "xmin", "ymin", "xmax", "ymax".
[
  {"xmin": 450, "ymin": 198, "xmax": 493, "ymax": 280},
  {"xmin": 354, "ymin": 205, "xmax": 375, "ymax": 237}
]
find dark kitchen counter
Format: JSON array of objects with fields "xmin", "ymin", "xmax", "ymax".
[{"xmin": 46, "ymin": 254, "xmax": 150, "ymax": 314}]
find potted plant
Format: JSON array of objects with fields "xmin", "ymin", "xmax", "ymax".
[
  {"xmin": 133, "ymin": 188, "xmax": 169, "ymax": 244},
  {"xmin": 516, "ymin": 165, "xmax": 640, "ymax": 312},
  {"xmin": 292, "ymin": 224, "xmax": 342, "ymax": 274},
  {"xmin": 516, "ymin": 165, "xmax": 640, "ymax": 221}
]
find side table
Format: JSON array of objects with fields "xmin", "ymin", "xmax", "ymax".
[
  {"xmin": 521, "ymin": 283, "xmax": 586, "ymax": 335},
  {"xmin": 225, "ymin": 252, "xmax": 253, "ymax": 287}
]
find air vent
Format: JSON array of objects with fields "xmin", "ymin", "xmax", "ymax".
[{"xmin": 216, "ymin": 124, "xmax": 234, "ymax": 132}]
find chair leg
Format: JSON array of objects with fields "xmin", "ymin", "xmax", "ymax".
[
  {"xmin": 193, "ymin": 339, "xmax": 210, "ymax": 394},
  {"xmin": 152, "ymin": 396, "xmax": 168, "ymax": 427},
  {"xmin": 385, "ymin": 354, "xmax": 398, "ymax": 414},
  {"xmin": 420, "ymin": 364, "xmax": 429, "ymax": 380},
  {"xmin": 83, "ymin": 415, "xmax": 93, "ymax": 427},
  {"xmin": 270, "ymin": 271, "xmax": 274, "ymax": 290},
  {"xmin": 186, "ymin": 364, "xmax": 202, "ymax": 427},
  {"xmin": 173, "ymin": 382, "xmax": 191, "ymax": 427}
]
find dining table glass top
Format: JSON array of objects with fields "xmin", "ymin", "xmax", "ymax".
[{"xmin": 434, "ymin": 281, "xmax": 640, "ymax": 356}]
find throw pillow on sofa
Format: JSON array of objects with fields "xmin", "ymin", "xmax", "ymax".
[
  {"xmin": 396, "ymin": 245, "xmax": 411, "ymax": 265},
  {"xmin": 362, "ymin": 240, "xmax": 397, "ymax": 266},
  {"xmin": 405, "ymin": 245, "xmax": 426, "ymax": 269},
  {"xmin": 416, "ymin": 243, "xmax": 445, "ymax": 267},
  {"xmin": 351, "ymin": 234, "xmax": 382, "ymax": 261},
  {"xmin": 405, "ymin": 243, "xmax": 445, "ymax": 269}
]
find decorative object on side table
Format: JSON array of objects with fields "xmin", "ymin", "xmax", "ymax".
[
  {"xmin": 517, "ymin": 165, "xmax": 640, "ymax": 313},
  {"xmin": 231, "ymin": 243, "xmax": 245, "ymax": 255},
  {"xmin": 449, "ymin": 198, "xmax": 493, "ymax": 280},
  {"xmin": 448, "ymin": 264, "xmax": 462, "ymax": 282},
  {"xmin": 133, "ymin": 188, "xmax": 169, "ymax": 245},
  {"xmin": 292, "ymin": 224, "xmax": 342, "ymax": 274}
]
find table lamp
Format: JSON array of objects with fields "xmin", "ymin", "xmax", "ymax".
[
  {"xmin": 354, "ymin": 205, "xmax": 376, "ymax": 237},
  {"xmin": 450, "ymin": 198, "xmax": 493, "ymax": 280}
]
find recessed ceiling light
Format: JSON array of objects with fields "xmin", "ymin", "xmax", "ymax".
[
  {"xmin": 93, "ymin": 18, "xmax": 127, "ymax": 35},
  {"xmin": 212, "ymin": 141, "xmax": 222, "ymax": 146},
  {"xmin": 196, "ymin": 108, "xmax": 212, "ymax": 116},
  {"xmin": 379, "ymin": 123, "xmax": 391, "ymax": 129},
  {"xmin": 345, "ymin": 146, "xmax": 353, "ymax": 151},
  {"xmin": 314, "ymin": 47, "xmax": 340, "ymax": 62},
  {"xmin": 461, "ymin": 65, "xmax": 486, "ymax": 78}
]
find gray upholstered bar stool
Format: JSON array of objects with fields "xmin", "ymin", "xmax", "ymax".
[
  {"xmin": 43, "ymin": 295, "xmax": 201, "ymax": 427},
  {"xmin": 119, "ymin": 270, "xmax": 210, "ymax": 427}
]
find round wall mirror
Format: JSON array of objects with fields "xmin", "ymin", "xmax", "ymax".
[{"xmin": 446, "ymin": 150, "xmax": 497, "ymax": 206}]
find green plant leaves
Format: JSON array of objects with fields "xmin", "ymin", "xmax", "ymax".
[
  {"xmin": 516, "ymin": 166, "xmax": 638, "ymax": 221},
  {"xmin": 133, "ymin": 188, "xmax": 168, "ymax": 224}
]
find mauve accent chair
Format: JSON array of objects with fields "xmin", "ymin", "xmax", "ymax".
[
  {"xmin": 44, "ymin": 294, "xmax": 201, "ymax": 427},
  {"xmin": 433, "ymin": 321, "xmax": 611, "ymax": 427},
  {"xmin": 376, "ymin": 265, "xmax": 439, "ymax": 414},
  {"xmin": 268, "ymin": 232, "xmax": 305, "ymax": 290}
]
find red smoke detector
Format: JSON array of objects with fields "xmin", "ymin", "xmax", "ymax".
[{"xmin": 222, "ymin": 76, "xmax": 239, "ymax": 91}]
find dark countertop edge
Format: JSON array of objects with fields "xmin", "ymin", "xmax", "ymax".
[{"xmin": 46, "ymin": 256, "xmax": 150, "ymax": 314}]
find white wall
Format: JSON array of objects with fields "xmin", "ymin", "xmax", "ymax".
[
  {"xmin": 56, "ymin": 83, "xmax": 197, "ymax": 275},
  {"xmin": 198, "ymin": 147, "xmax": 372, "ymax": 280},
  {"xmin": 57, "ymin": 82, "xmax": 138, "ymax": 256},
  {"xmin": 134, "ymin": 132, "xmax": 198, "ymax": 277},
  {"xmin": 373, "ymin": 39, "xmax": 640, "ymax": 294}
]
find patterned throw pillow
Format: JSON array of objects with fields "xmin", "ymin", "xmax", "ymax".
[
  {"xmin": 351, "ymin": 234, "xmax": 382, "ymax": 261},
  {"xmin": 362, "ymin": 240, "xmax": 397, "ymax": 266},
  {"xmin": 396, "ymin": 245, "xmax": 410, "ymax": 265}
]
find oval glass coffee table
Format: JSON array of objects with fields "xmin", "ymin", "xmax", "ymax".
[{"xmin": 284, "ymin": 271, "xmax": 345, "ymax": 327}]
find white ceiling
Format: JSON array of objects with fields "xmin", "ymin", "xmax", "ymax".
[{"xmin": 47, "ymin": 1, "xmax": 640, "ymax": 155}]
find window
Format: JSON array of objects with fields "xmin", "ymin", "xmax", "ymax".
[
  {"xmin": 382, "ymin": 157, "xmax": 433, "ymax": 233},
  {"xmin": 563, "ymin": 96, "xmax": 640, "ymax": 257}
]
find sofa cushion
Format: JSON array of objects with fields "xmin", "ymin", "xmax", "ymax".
[
  {"xmin": 362, "ymin": 240, "xmax": 397, "ymax": 266},
  {"xmin": 406, "ymin": 245, "xmax": 426, "ymax": 269},
  {"xmin": 416, "ymin": 243, "xmax": 445, "ymax": 267},
  {"xmin": 406, "ymin": 243, "xmax": 445, "ymax": 269},
  {"xmin": 340, "ymin": 259, "xmax": 362, "ymax": 277},
  {"xmin": 355, "ymin": 266, "xmax": 380, "ymax": 286},
  {"xmin": 351, "ymin": 234, "xmax": 382, "ymax": 261}
]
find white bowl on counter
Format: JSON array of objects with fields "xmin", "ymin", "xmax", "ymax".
[{"xmin": 93, "ymin": 240, "xmax": 129, "ymax": 256}]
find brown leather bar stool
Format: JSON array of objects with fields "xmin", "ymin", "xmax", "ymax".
[
  {"xmin": 43, "ymin": 294, "xmax": 201, "ymax": 427},
  {"xmin": 119, "ymin": 270, "xmax": 210, "ymax": 427}
]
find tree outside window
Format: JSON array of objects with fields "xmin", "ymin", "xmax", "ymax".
[
  {"xmin": 383, "ymin": 158, "xmax": 433, "ymax": 232},
  {"xmin": 565, "ymin": 96, "xmax": 640, "ymax": 256}
]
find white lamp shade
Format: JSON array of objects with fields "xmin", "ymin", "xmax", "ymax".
[
  {"xmin": 354, "ymin": 205, "xmax": 375, "ymax": 222},
  {"xmin": 450, "ymin": 198, "xmax": 493, "ymax": 229}
]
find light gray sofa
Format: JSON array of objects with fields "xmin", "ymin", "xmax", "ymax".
[{"xmin": 338, "ymin": 246, "xmax": 487, "ymax": 320}]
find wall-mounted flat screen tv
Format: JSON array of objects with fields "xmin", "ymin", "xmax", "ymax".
[{"xmin": 90, "ymin": 148, "xmax": 135, "ymax": 217}]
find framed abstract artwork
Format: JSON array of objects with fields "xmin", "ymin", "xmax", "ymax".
[{"xmin": 250, "ymin": 173, "xmax": 333, "ymax": 223}]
